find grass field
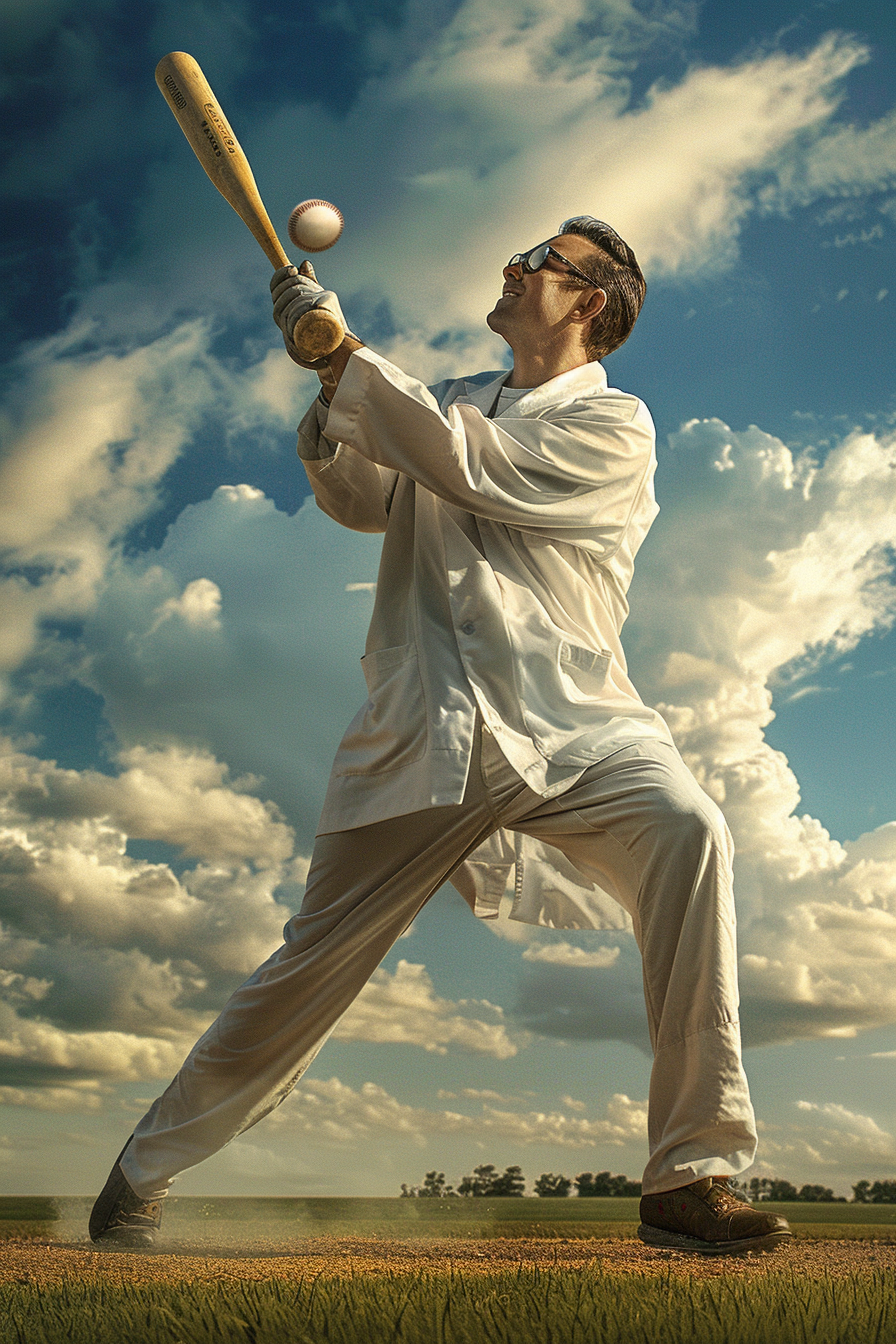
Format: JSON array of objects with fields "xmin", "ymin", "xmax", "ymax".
[
  {"xmin": 1, "ymin": 1197, "xmax": 893, "ymax": 1343},
  {"xmin": 2, "ymin": 1263, "xmax": 895, "ymax": 1344},
  {"xmin": 2, "ymin": 1194, "xmax": 895, "ymax": 1243}
]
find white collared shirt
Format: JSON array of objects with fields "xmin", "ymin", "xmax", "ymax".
[{"xmin": 297, "ymin": 348, "xmax": 674, "ymax": 927}]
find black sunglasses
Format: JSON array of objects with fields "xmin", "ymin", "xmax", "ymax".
[{"xmin": 506, "ymin": 242, "xmax": 598, "ymax": 287}]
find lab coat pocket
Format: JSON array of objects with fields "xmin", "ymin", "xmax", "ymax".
[
  {"xmin": 558, "ymin": 640, "xmax": 611, "ymax": 701},
  {"xmin": 334, "ymin": 642, "xmax": 427, "ymax": 775}
]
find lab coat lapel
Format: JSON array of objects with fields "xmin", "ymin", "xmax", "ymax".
[{"xmin": 452, "ymin": 372, "xmax": 509, "ymax": 419}]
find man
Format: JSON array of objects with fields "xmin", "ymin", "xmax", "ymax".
[{"xmin": 90, "ymin": 217, "xmax": 790, "ymax": 1255}]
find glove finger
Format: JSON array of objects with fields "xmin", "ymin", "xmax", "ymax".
[
  {"xmin": 270, "ymin": 264, "xmax": 298, "ymax": 295},
  {"xmin": 299, "ymin": 260, "xmax": 318, "ymax": 282},
  {"xmin": 272, "ymin": 273, "xmax": 322, "ymax": 305},
  {"xmin": 272, "ymin": 283, "xmax": 320, "ymax": 326}
]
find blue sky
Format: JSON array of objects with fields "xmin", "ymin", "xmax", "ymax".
[{"xmin": 0, "ymin": 0, "xmax": 894, "ymax": 1199}]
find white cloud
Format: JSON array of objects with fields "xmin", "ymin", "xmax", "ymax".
[
  {"xmin": 268, "ymin": 1075, "xmax": 648, "ymax": 1150},
  {"xmin": 754, "ymin": 1101, "xmax": 896, "ymax": 1182},
  {"xmin": 234, "ymin": 13, "xmax": 884, "ymax": 347},
  {"xmin": 504, "ymin": 419, "xmax": 896, "ymax": 1049},
  {"xmin": 625, "ymin": 422, "xmax": 896, "ymax": 1044},
  {"xmin": 0, "ymin": 1080, "xmax": 108, "ymax": 1112},
  {"xmin": 334, "ymin": 960, "xmax": 519, "ymax": 1059},
  {"xmin": 0, "ymin": 731, "xmax": 307, "ymax": 1096},
  {"xmin": 0, "ymin": 321, "xmax": 218, "ymax": 682},
  {"xmin": 149, "ymin": 578, "xmax": 223, "ymax": 633},
  {"xmin": 82, "ymin": 486, "xmax": 382, "ymax": 849},
  {"xmin": 0, "ymin": 737, "xmax": 293, "ymax": 866},
  {"xmin": 0, "ymin": 1002, "xmax": 194, "ymax": 1083},
  {"xmin": 762, "ymin": 107, "xmax": 896, "ymax": 212},
  {"xmin": 522, "ymin": 943, "xmax": 620, "ymax": 969}
]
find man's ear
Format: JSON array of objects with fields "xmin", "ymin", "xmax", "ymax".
[{"xmin": 572, "ymin": 288, "xmax": 607, "ymax": 323}]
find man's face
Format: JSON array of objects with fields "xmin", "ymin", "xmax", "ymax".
[{"xmin": 486, "ymin": 234, "xmax": 603, "ymax": 346}]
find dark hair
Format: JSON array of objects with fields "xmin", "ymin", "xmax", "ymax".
[{"xmin": 557, "ymin": 216, "xmax": 646, "ymax": 360}]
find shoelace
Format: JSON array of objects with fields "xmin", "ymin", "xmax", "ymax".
[{"xmin": 706, "ymin": 1181, "xmax": 743, "ymax": 1213}]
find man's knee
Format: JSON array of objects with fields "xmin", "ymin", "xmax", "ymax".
[{"xmin": 642, "ymin": 780, "xmax": 733, "ymax": 877}]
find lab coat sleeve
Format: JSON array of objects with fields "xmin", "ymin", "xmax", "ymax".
[
  {"xmin": 322, "ymin": 349, "xmax": 655, "ymax": 557},
  {"xmin": 297, "ymin": 393, "xmax": 399, "ymax": 534}
]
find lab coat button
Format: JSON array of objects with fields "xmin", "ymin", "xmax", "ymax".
[{"xmin": 460, "ymin": 621, "xmax": 476, "ymax": 635}]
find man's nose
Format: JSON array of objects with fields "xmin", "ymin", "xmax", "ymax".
[{"xmin": 504, "ymin": 259, "xmax": 523, "ymax": 280}]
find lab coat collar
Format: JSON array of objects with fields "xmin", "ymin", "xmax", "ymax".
[
  {"xmin": 455, "ymin": 362, "xmax": 608, "ymax": 419},
  {"xmin": 510, "ymin": 360, "xmax": 608, "ymax": 416}
]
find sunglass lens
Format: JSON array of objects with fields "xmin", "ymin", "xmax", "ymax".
[{"xmin": 526, "ymin": 244, "xmax": 550, "ymax": 271}]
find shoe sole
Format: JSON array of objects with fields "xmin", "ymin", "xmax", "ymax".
[
  {"xmin": 90, "ymin": 1227, "xmax": 157, "ymax": 1250},
  {"xmin": 638, "ymin": 1223, "xmax": 793, "ymax": 1256}
]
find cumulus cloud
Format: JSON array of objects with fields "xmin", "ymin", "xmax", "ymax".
[
  {"xmin": 0, "ymin": 322, "xmax": 218, "ymax": 682},
  {"xmin": 244, "ymin": 16, "xmax": 884, "ymax": 343},
  {"xmin": 0, "ymin": 731, "xmax": 306, "ymax": 1098},
  {"xmin": 1, "ymin": 737, "xmax": 293, "ymax": 866},
  {"xmin": 0, "ymin": 1082, "xmax": 108, "ymax": 1112},
  {"xmin": 754, "ymin": 1100, "xmax": 896, "ymax": 1181},
  {"xmin": 267, "ymin": 1075, "xmax": 648, "ymax": 1150},
  {"xmin": 521, "ymin": 943, "xmax": 620, "ymax": 969},
  {"xmin": 508, "ymin": 420, "xmax": 896, "ymax": 1049},
  {"xmin": 0, "ymin": 726, "xmax": 531, "ymax": 1100},
  {"xmin": 334, "ymin": 960, "xmax": 518, "ymax": 1059},
  {"xmin": 82, "ymin": 486, "xmax": 382, "ymax": 847}
]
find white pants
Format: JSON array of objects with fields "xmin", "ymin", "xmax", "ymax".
[{"xmin": 122, "ymin": 723, "xmax": 757, "ymax": 1199}]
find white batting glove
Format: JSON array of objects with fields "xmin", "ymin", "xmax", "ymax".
[{"xmin": 270, "ymin": 261, "xmax": 352, "ymax": 368}]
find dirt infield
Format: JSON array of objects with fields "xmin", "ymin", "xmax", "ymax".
[{"xmin": 2, "ymin": 1236, "xmax": 894, "ymax": 1286}]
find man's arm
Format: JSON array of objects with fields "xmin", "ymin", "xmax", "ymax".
[
  {"xmin": 322, "ymin": 348, "xmax": 656, "ymax": 559},
  {"xmin": 297, "ymin": 393, "xmax": 398, "ymax": 534},
  {"xmin": 270, "ymin": 263, "xmax": 398, "ymax": 533}
]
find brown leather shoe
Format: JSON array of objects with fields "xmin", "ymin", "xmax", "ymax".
[
  {"xmin": 89, "ymin": 1139, "xmax": 163, "ymax": 1249},
  {"xmin": 638, "ymin": 1177, "xmax": 792, "ymax": 1255}
]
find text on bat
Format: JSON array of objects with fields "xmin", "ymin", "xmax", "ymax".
[{"xmin": 163, "ymin": 75, "xmax": 187, "ymax": 110}]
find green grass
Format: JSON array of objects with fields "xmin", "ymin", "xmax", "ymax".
[
  {"xmin": 1, "ymin": 1195, "xmax": 894, "ymax": 1243},
  {"xmin": 2, "ymin": 1265, "xmax": 894, "ymax": 1344}
]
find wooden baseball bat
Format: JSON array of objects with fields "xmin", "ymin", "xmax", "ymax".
[{"xmin": 154, "ymin": 51, "xmax": 344, "ymax": 362}]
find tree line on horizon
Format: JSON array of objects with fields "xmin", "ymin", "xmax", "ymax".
[{"xmin": 400, "ymin": 1166, "xmax": 896, "ymax": 1203}]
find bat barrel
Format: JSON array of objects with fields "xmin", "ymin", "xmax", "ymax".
[
  {"xmin": 155, "ymin": 52, "xmax": 345, "ymax": 359},
  {"xmin": 155, "ymin": 52, "xmax": 290, "ymax": 268}
]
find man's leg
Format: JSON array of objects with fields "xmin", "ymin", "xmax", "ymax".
[
  {"xmin": 91, "ymin": 724, "xmax": 533, "ymax": 1244},
  {"xmin": 507, "ymin": 741, "xmax": 755, "ymax": 1188},
  {"xmin": 503, "ymin": 739, "xmax": 789, "ymax": 1251}
]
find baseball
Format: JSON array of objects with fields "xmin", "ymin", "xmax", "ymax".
[{"xmin": 287, "ymin": 199, "xmax": 345, "ymax": 252}]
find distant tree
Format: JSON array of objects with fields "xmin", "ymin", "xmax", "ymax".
[
  {"xmin": 852, "ymin": 1180, "xmax": 871, "ymax": 1204},
  {"xmin": 421, "ymin": 1171, "xmax": 455, "ymax": 1197},
  {"xmin": 747, "ymin": 1178, "xmax": 799, "ymax": 1202},
  {"xmin": 458, "ymin": 1163, "xmax": 498, "ymax": 1196},
  {"xmin": 797, "ymin": 1184, "xmax": 838, "ymax": 1203},
  {"xmin": 400, "ymin": 1172, "xmax": 457, "ymax": 1197},
  {"xmin": 534, "ymin": 1173, "xmax": 572, "ymax": 1198},
  {"xmin": 492, "ymin": 1165, "xmax": 526, "ymax": 1196},
  {"xmin": 575, "ymin": 1171, "xmax": 641, "ymax": 1197},
  {"xmin": 458, "ymin": 1164, "xmax": 525, "ymax": 1196},
  {"xmin": 868, "ymin": 1181, "xmax": 896, "ymax": 1204}
]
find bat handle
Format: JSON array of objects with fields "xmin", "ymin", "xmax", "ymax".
[{"xmin": 292, "ymin": 307, "xmax": 345, "ymax": 362}]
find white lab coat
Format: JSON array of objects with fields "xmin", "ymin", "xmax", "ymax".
[{"xmin": 297, "ymin": 348, "xmax": 676, "ymax": 927}]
